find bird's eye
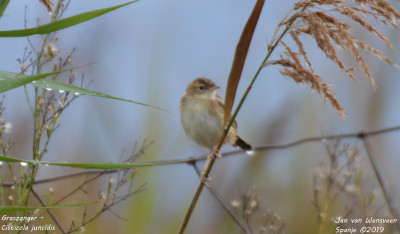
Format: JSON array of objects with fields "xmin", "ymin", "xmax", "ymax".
[{"xmin": 199, "ymin": 86, "xmax": 205, "ymax": 91}]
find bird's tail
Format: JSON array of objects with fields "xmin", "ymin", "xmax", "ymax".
[{"xmin": 234, "ymin": 136, "xmax": 253, "ymax": 151}]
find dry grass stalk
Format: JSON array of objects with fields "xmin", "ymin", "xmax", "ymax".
[
  {"xmin": 312, "ymin": 140, "xmax": 361, "ymax": 233},
  {"xmin": 230, "ymin": 184, "xmax": 285, "ymax": 234},
  {"xmin": 39, "ymin": 0, "xmax": 54, "ymax": 13},
  {"xmin": 270, "ymin": 0, "xmax": 400, "ymax": 118},
  {"xmin": 312, "ymin": 139, "xmax": 398, "ymax": 233},
  {"xmin": 271, "ymin": 41, "xmax": 345, "ymax": 117}
]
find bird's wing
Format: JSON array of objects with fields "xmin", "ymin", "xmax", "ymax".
[{"xmin": 216, "ymin": 94, "xmax": 238, "ymax": 129}]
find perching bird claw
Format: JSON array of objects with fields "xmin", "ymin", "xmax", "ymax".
[
  {"xmin": 200, "ymin": 176, "xmax": 212, "ymax": 187},
  {"xmin": 212, "ymin": 146, "xmax": 222, "ymax": 159}
]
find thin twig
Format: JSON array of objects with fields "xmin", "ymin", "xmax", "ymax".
[
  {"xmin": 55, "ymin": 173, "xmax": 104, "ymax": 205},
  {"xmin": 191, "ymin": 163, "xmax": 250, "ymax": 234},
  {"xmin": 67, "ymin": 183, "xmax": 146, "ymax": 233},
  {"xmin": 31, "ymin": 188, "xmax": 67, "ymax": 234},
  {"xmin": 142, "ymin": 125, "xmax": 400, "ymax": 166},
  {"xmin": 360, "ymin": 137, "xmax": 400, "ymax": 231},
  {"xmin": 35, "ymin": 172, "xmax": 111, "ymax": 222},
  {"xmin": 2, "ymin": 126, "xmax": 399, "ymax": 188}
]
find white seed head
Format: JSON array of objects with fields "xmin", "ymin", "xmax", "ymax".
[
  {"xmin": 345, "ymin": 185, "xmax": 356, "ymax": 195},
  {"xmin": 249, "ymin": 199, "xmax": 258, "ymax": 209},
  {"xmin": 230, "ymin": 199, "xmax": 241, "ymax": 208},
  {"xmin": 3, "ymin": 122, "xmax": 12, "ymax": 133},
  {"xmin": 314, "ymin": 167, "xmax": 327, "ymax": 179},
  {"xmin": 45, "ymin": 44, "xmax": 58, "ymax": 56},
  {"xmin": 342, "ymin": 170, "xmax": 352, "ymax": 178},
  {"xmin": 98, "ymin": 192, "xmax": 106, "ymax": 200}
]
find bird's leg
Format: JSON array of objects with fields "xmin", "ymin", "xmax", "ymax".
[
  {"xmin": 212, "ymin": 145, "xmax": 223, "ymax": 159},
  {"xmin": 202, "ymin": 146, "xmax": 221, "ymax": 173},
  {"xmin": 201, "ymin": 146, "xmax": 221, "ymax": 184},
  {"xmin": 206, "ymin": 146, "xmax": 222, "ymax": 159},
  {"xmin": 202, "ymin": 151, "xmax": 213, "ymax": 176},
  {"xmin": 200, "ymin": 175, "xmax": 212, "ymax": 188}
]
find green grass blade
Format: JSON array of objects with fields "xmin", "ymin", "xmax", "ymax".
[
  {"xmin": 0, "ymin": 202, "xmax": 97, "ymax": 214},
  {"xmin": 0, "ymin": 70, "xmax": 165, "ymax": 111},
  {"xmin": 0, "ymin": 69, "xmax": 68, "ymax": 93},
  {"xmin": 0, "ymin": 1, "xmax": 138, "ymax": 37},
  {"xmin": 0, "ymin": 155, "xmax": 186, "ymax": 169},
  {"xmin": 0, "ymin": 0, "xmax": 10, "ymax": 18},
  {"xmin": 32, "ymin": 79, "xmax": 164, "ymax": 110}
]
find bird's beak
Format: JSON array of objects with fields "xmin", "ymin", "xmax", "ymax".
[{"xmin": 210, "ymin": 86, "xmax": 220, "ymax": 91}]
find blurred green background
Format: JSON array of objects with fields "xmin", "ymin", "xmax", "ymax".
[{"xmin": 0, "ymin": 0, "xmax": 399, "ymax": 233}]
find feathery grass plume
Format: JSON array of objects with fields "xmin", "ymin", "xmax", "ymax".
[
  {"xmin": 39, "ymin": 0, "xmax": 53, "ymax": 14},
  {"xmin": 269, "ymin": 42, "xmax": 345, "ymax": 117},
  {"xmin": 269, "ymin": 0, "xmax": 400, "ymax": 118}
]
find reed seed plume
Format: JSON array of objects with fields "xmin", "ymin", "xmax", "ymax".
[
  {"xmin": 39, "ymin": 0, "xmax": 54, "ymax": 13},
  {"xmin": 269, "ymin": 0, "xmax": 400, "ymax": 118}
]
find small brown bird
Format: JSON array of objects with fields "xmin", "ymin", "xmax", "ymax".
[{"xmin": 180, "ymin": 77, "xmax": 252, "ymax": 152}]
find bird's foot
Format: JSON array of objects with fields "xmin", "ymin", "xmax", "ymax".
[
  {"xmin": 211, "ymin": 146, "xmax": 222, "ymax": 159},
  {"xmin": 200, "ymin": 176, "xmax": 212, "ymax": 187}
]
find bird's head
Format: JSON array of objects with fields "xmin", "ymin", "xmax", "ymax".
[{"xmin": 185, "ymin": 77, "xmax": 220, "ymax": 99}]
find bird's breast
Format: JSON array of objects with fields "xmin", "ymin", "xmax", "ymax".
[{"xmin": 180, "ymin": 97, "xmax": 223, "ymax": 148}]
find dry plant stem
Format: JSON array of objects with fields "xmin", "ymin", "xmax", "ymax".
[
  {"xmin": 156, "ymin": 125, "xmax": 400, "ymax": 166},
  {"xmin": 0, "ymin": 126, "xmax": 397, "ymax": 183},
  {"xmin": 31, "ymin": 188, "xmax": 67, "ymax": 234},
  {"xmin": 191, "ymin": 163, "xmax": 250, "ymax": 234},
  {"xmin": 33, "ymin": 174, "xmax": 103, "ymax": 221},
  {"xmin": 361, "ymin": 137, "xmax": 400, "ymax": 231},
  {"xmin": 179, "ymin": 4, "xmax": 311, "ymax": 232},
  {"xmin": 20, "ymin": 15, "xmax": 55, "ymax": 220},
  {"xmin": 55, "ymin": 173, "xmax": 103, "ymax": 206},
  {"xmin": 21, "ymin": 34, "xmax": 51, "ymax": 209},
  {"xmin": 20, "ymin": 1, "xmax": 69, "ymax": 221},
  {"xmin": 66, "ymin": 183, "xmax": 145, "ymax": 233},
  {"xmin": 0, "ymin": 126, "xmax": 398, "ymax": 204}
]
